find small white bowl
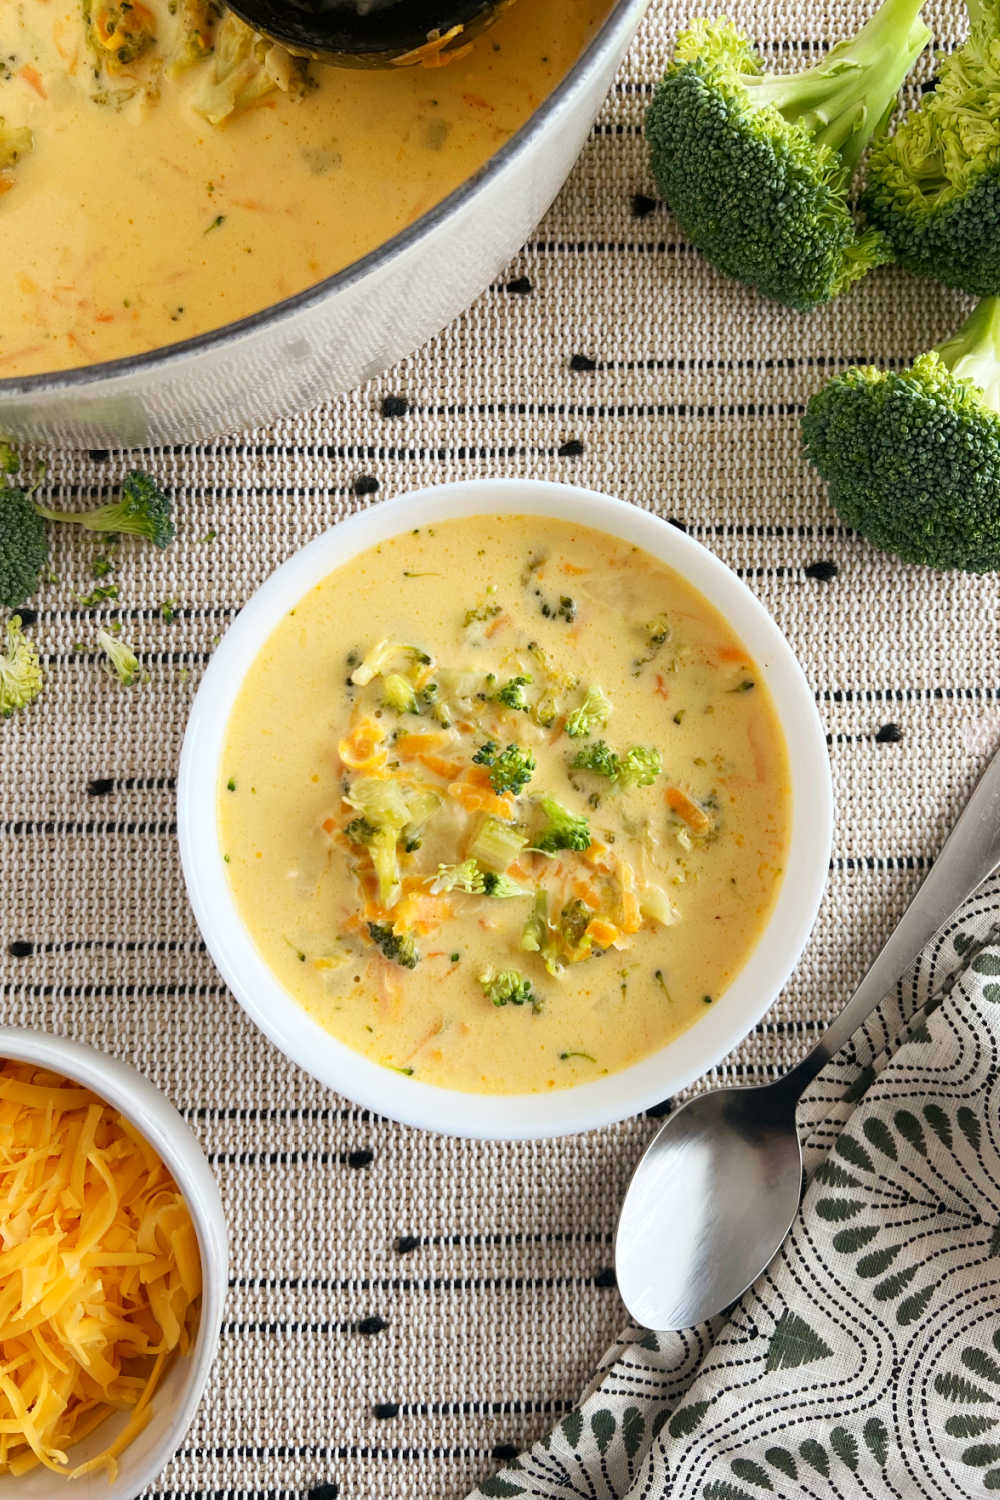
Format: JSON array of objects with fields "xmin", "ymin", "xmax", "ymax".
[
  {"xmin": 0, "ymin": 1027, "xmax": 227, "ymax": 1500},
  {"xmin": 178, "ymin": 479, "xmax": 832, "ymax": 1139}
]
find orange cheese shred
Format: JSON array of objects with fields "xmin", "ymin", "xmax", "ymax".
[{"xmin": 0, "ymin": 1060, "xmax": 202, "ymax": 1480}]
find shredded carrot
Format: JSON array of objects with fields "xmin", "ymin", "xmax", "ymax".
[
  {"xmin": 653, "ymin": 673, "xmax": 669, "ymax": 699},
  {"xmin": 18, "ymin": 64, "xmax": 46, "ymax": 98},
  {"xmin": 666, "ymin": 785, "xmax": 711, "ymax": 833},
  {"xmin": 560, "ymin": 562, "xmax": 590, "ymax": 575},
  {"xmin": 338, "ymin": 717, "xmax": 387, "ymax": 772},
  {"xmin": 484, "ymin": 613, "xmax": 510, "ymax": 638},
  {"xmin": 418, "ymin": 752, "xmax": 468, "ymax": 781},
  {"xmin": 585, "ymin": 918, "xmax": 620, "ymax": 948},
  {"xmin": 447, "ymin": 782, "xmax": 515, "ymax": 820},
  {"xmin": 395, "ymin": 731, "xmax": 452, "ymax": 758},
  {"xmin": 716, "ymin": 644, "xmax": 749, "ymax": 664},
  {"xmin": 572, "ymin": 880, "xmax": 601, "ymax": 910}
]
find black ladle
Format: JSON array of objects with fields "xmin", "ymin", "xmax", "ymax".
[{"xmin": 226, "ymin": 0, "xmax": 509, "ymax": 66}]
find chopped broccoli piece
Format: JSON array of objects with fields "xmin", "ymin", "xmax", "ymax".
[
  {"xmin": 429, "ymin": 859, "xmax": 486, "ymax": 894},
  {"xmin": 558, "ymin": 897, "xmax": 592, "ymax": 951},
  {"xmin": 862, "ymin": 0, "xmax": 1000, "ymax": 296},
  {"xmin": 345, "ymin": 816, "xmax": 378, "ymax": 844},
  {"xmin": 472, "ymin": 739, "xmax": 499, "ymax": 765},
  {"xmin": 478, "ymin": 966, "xmax": 537, "ymax": 1008},
  {"xmin": 0, "ymin": 118, "xmax": 33, "ymax": 181},
  {"xmin": 0, "ymin": 485, "xmax": 49, "ymax": 609},
  {"xmin": 368, "ymin": 922, "xmax": 419, "ymax": 969},
  {"xmin": 84, "ymin": 0, "xmax": 158, "ymax": 73},
  {"xmin": 802, "ymin": 295, "xmax": 1000, "ymax": 571},
  {"xmin": 382, "ymin": 672, "xmax": 419, "ymax": 714},
  {"xmin": 97, "ymin": 627, "xmax": 141, "ymax": 686},
  {"xmin": 571, "ymin": 739, "xmax": 620, "ymax": 778},
  {"xmin": 468, "ymin": 815, "xmax": 527, "ymax": 872},
  {"xmin": 0, "ymin": 616, "xmax": 43, "ymax": 718},
  {"xmin": 488, "ymin": 744, "xmax": 535, "ymax": 797},
  {"xmin": 36, "ymin": 472, "xmax": 174, "ymax": 549},
  {"xmin": 345, "ymin": 776, "xmax": 411, "ymax": 906},
  {"xmin": 481, "ymin": 871, "xmax": 533, "ymax": 898},
  {"xmin": 349, "ymin": 639, "xmax": 431, "ymax": 687},
  {"xmin": 618, "ymin": 746, "xmax": 663, "ymax": 788},
  {"xmin": 571, "ymin": 741, "xmax": 662, "ymax": 786},
  {"xmin": 463, "ymin": 601, "xmax": 502, "ymax": 627},
  {"xmin": 520, "ymin": 891, "xmax": 550, "ymax": 953},
  {"xmin": 493, "ymin": 674, "xmax": 532, "ymax": 711},
  {"xmin": 531, "ymin": 795, "xmax": 591, "ymax": 853},
  {"xmin": 645, "ymin": 5, "xmax": 931, "ymax": 310},
  {"xmin": 193, "ymin": 11, "xmax": 312, "ymax": 125},
  {"xmin": 565, "ymin": 683, "xmax": 612, "ymax": 738}
]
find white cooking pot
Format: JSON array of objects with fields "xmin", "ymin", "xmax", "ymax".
[{"xmin": 0, "ymin": 0, "xmax": 648, "ymax": 447}]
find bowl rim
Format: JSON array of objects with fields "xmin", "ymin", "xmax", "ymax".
[
  {"xmin": 0, "ymin": 1026, "xmax": 228, "ymax": 1498},
  {"xmin": 0, "ymin": 0, "xmax": 646, "ymax": 399},
  {"xmin": 177, "ymin": 478, "xmax": 833, "ymax": 1139}
]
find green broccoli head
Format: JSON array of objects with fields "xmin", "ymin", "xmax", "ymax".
[
  {"xmin": 36, "ymin": 471, "xmax": 175, "ymax": 549},
  {"xmin": 618, "ymin": 746, "xmax": 663, "ymax": 788},
  {"xmin": 487, "ymin": 744, "xmax": 535, "ymax": 797},
  {"xmin": 645, "ymin": 5, "xmax": 930, "ymax": 310},
  {"xmin": 478, "ymin": 966, "xmax": 537, "ymax": 1008},
  {"xmin": 862, "ymin": 1, "xmax": 1000, "ymax": 296},
  {"xmin": 532, "ymin": 795, "xmax": 591, "ymax": 854},
  {"xmin": 368, "ymin": 922, "xmax": 420, "ymax": 969},
  {"xmin": 565, "ymin": 683, "xmax": 612, "ymax": 738},
  {"xmin": 801, "ymin": 295, "xmax": 1000, "ymax": 571},
  {"xmin": 0, "ymin": 616, "xmax": 43, "ymax": 718},
  {"xmin": 571, "ymin": 739, "xmax": 620, "ymax": 779},
  {"xmin": 0, "ymin": 485, "xmax": 49, "ymax": 609},
  {"xmin": 493, "ymin": 674, "xmax": 532, "ymax": 711}
]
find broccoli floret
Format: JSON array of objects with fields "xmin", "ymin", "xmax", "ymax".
[
  {"xmin": 193, "ymin": 11, "xmax": 312, "ymax": 124},
  {"xmin": 429, "ymin": 859, "xmax": 486, "ymax": 894},
  {"xmin": 493, "ymin": 673, "xmax": 532, "ymax": 711},
  {"xmin": 571, "ymin": 739, "xmax": 620, "ymax": 778},
  {"xmin": 558, "ymin": 897, "xmax": 592, "ymax": 951},
  {"xmin": 472, "ymin": 739, "xmax": 499, "ymax": 765},
  {"xmin": 531, "ymin": 795, "xmax": 591, "ymax": 853},
  {"xmin": 0, "ymin": 486, "xmax": 49, "ymax": 609},
  {"xmin": 571, "ymin": 740, "xmax": 662, "ymax": 786},
  {"xmin": 862, "ymin": 1, "xmax": 1000, "ymax": 296},
  {"xmin": 382, "ymin": 672, "xmax": 419, "ymax": 714},
  {"xmin": 368, "ymin": 922, "xmax": 419, "ymax": 969},
  {"xmin": 345, "ymin": 816, "xmax": 378, "ymax": 844},
  {"xmin": 463, "ymin": 601, "xmax": 502, "ymax": 627},
  {"xmin": 565, "ymin": 683, "xmax": 612, "ymax": 738},
  {"xmin": 802, "ymin": 295, "xmax": 1000, "ymax": 571},
  {"xmin": 84, "ymin": 0, "xmax": 158, "ymax": 72},
  {"xmin": 618, "ymin": 746, "xmax": 663, "ymax": 788},
  {"xmin": 36, "ymin": 472, "xmax": 174, "ymax": 549},
  {"xmin": 478, "ymin": 965, "xmax": 537, "ymax": 1008},
  {"xmin": 645, "ymin": 5, "xmax": 931, "ymax": 310},
  {"xmin": 0, "ymin": 118, "xmax": 33, "ymax": 181},
  {"xmin": 97, "ymin": 628, "xmax": 142, "ymax": 686},
  {"xmin": 481, "ymin": 871, "xmax": 533, "ymax": 898},
  {"xmin": 488, "ymin": 744, "xmax": 536, "ymax": 797},
  {"xmin": 0, "ymin": 616, "xmax": 43, "ymax": 718},
  {"xmin": 349, "ymin": 639, "xmax": 431, "ymax": 686}
]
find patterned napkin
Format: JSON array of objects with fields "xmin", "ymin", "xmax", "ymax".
[{"xmin": 470, "ymin": 871, "xmax": 1000, "ymax": 1500}]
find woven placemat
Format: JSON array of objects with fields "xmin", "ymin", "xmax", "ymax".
[{"xmin": 2, "ymin": 2, "xmax": 997, "ymax": 1497}]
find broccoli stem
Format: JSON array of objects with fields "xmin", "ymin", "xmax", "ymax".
[
  {"xmin": 933, "ymin": 295, "xmax": 1000, "ymax": 414},
  {"xmin": 744, "ymin": 0, "xmax": 931, "ymax": 177}
]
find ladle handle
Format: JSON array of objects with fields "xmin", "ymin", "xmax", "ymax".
[{"xmin": 784, "ymin": 741, "xmax": 1000, "ymax": 1096}]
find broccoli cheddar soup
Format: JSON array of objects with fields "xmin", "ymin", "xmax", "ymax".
[
  {"xmin": 219, "ymin": 515, "xmax": 792, "ymax": 1095},
  {"xmin": 1, "ymin": 0, "xmax": 610, "ymax": 377}
]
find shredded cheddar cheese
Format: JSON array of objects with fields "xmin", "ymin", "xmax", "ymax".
[{"xmin": 0, "ymin": 1060, "xmax": 202, "ymax": 1479}]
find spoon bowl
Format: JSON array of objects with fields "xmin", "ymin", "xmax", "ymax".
[
  {"xmin": 616, "ymin": 1082, "xmax": 803, "ymax": 1330},
  {"xmin": 227, "ymin": 0, "xmax": 508, "ymax": 66},
  {"xmin": 614, "ymin": 738, "xmax": 1000, "ymax": 1332}
]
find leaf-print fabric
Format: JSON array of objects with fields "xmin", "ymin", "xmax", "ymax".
[{"xmin": 469, "ymin": 876, "xmax": 1000, "ymax": 1500}]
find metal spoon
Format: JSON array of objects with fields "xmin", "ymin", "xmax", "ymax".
[
  {"xmin": 226, "ymin": 0, "xmax": 507, "ymax": 66},
  {"xmin": 616, "ymin": 742, "xmax": 1000, "ymax": 1331}
]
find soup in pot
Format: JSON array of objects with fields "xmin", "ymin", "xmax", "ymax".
[{"xmin": 1, "ymin": 0, "xmax": 611, "ymax": 376}]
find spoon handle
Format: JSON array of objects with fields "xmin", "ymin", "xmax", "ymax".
[{"xmin": 784, "ymin": 741, "xmax": 1000, "ymax": 1096}]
